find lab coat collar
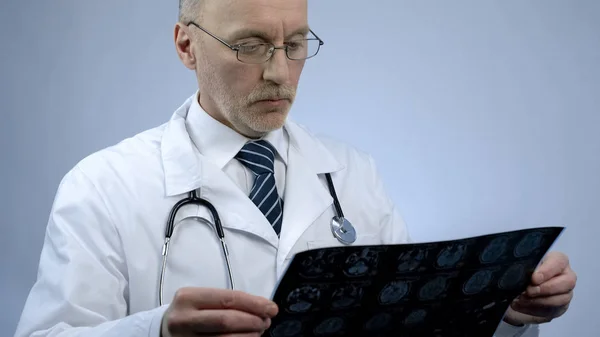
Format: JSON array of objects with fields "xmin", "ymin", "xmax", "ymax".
[
  {"xmin": 161, "ymin": 93, "xmax": 345, "ymax": 197},
  {"xmin": 185, "ymin": 93, "xmax": 289, "ymax": 169},
  {"xmin": 282, "ymin": 120, "xmax": 345, "ymax": 174},
  {"xmin": 161, "ymin": 94, "xmax": 203, "ymax": 197}
]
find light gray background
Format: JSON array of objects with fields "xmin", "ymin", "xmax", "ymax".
[{"xmin": 1, "ymin": 0, "xmax": 598, "ymax": 336}]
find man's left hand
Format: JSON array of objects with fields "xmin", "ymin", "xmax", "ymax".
[{"xmin": 503, "ymin": 251, "xmax": 577, "ymax": 326}]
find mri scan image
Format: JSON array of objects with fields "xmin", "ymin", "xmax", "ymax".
[
  {"xmin": 463, "ymin": 269, "xmax": 495, "ymax": 295},
  {"xmin": 343, "ymin": 248, "xmax": 380, "ymax": 277},
  {"xmin": 265, "ymin": 227, "xmax": 563, "ymax": 337},
  {"xmin": 313, "ymin": 316, "xmax": 346, "ymax": 336},
  {"xmin": 396, "ymin": 248, "xmax": 428, "ymax": 273},
  {"xmin": 436, "ymin": 244, "xmax": 467, "ymax": 269},
  {"xmin": 285, "ymin": 285, "xmax": 321, "ymax": 313},
  {"xmin": 364, "ymin": 312, "xmax": 393, "ymax": 332},
  {"xmin": 419, "ymin": 276, "xmax": 450, "ymax": 301},
  {"xmin": 270, "ymin": 319, "xmax": 303, "ymax": 337},
  {"xmin": 404, "ymin": 309, "xmax": 428, "ymax": 327},
  {"xmin": 298, "ymin": 249, "xmax": 344, "ymax": 279},
  {"xmin": 330, "ymin": 283, "xmax": 365, "ymax": 309},
  {"xmin": 480, "ymin": 236, "xmax": 510, "ymax": 264},
  {"xmin": 378, "ymin": 280, "xmax": 410, "ymax": 304},
  {"xmin": 498, "ymin": 263, "xmax": 527, "ymax": 290},
  {"xmin": 514, "ymin": 231, "xmax": 544, "ymax": 258}
]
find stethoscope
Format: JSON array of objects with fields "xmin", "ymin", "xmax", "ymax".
[{"xmin": 158, "ymin": 172, "xmax": 356, "ymax": 306}]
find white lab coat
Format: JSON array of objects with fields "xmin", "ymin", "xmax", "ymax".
[{"xmin": 14, "ymin": 94, "xmax": 534, "ymax": 337}]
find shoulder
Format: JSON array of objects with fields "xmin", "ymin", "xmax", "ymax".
[
  {"xmin": 285, "ymin": 121, "xmax": 411, "ymax": 244},
  {"xmin": 285, "ymin": 120, "xmax": 385, "ymax": 197},
  {"xmin": 286, "ymin": 120, "xmax": 377, "ymax": 171},
  {"xmin": 64, "ymin": 123, "xmax": 168, "ymax": 193},
  {"xmin": 319, "ymin": 136, "xmax": 374, "ymax": 167}
]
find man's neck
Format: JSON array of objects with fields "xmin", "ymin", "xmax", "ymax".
[{"xmin": 197, "ymin": 93, "xmax": 265, "ymax": 140}]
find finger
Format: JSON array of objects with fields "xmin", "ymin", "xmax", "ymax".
[
  {"xmin": 504, "ymin": 308, "xmax": 553, "ymax": 326},
  {"xmin": 526, "ymin": 269, "xmax": 577, "ymax": 297},
  {"xmin": 173, "ymin": 288, "xmax": 278, "ymax": 318},
  {"xmin": 518, "ymin": 291, "xmax": 573, "ymax": 309},
  {"xmin": 511, "ymin": 297, "xmax": 569, "ymax": 319},
  {"xmin": 181, "ymin": 309, "xmax": 270, "ymax": 334},
  {"xmin": 219, "ymin": 332, "xmax": 262, "ymax": 337},
  {"xmin": 505, "ymin": 309, "xmax": 557, "ymax": 325},
  {"xmin": 531, "ymin": 252, "xmax": 569, "ymax": 285}
]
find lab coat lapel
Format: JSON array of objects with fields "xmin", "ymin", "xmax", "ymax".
[
  {"xmin": 161, "ymin": 94, "xmax": 279, "ymax": 248},
  {"xmin": 277, "ymin": 146, "xmax": 331, "ymax": 266},
  {"xmin": 198, "ymin": 157, "xmax": 280, "ymax": 247},
  {"xmin": 277, "ymin": 122, "xmax": 345, "ymax": 269}
]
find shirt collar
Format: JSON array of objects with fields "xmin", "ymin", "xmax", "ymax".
[
  {"xmin": 161, "ymin": 92, "xmax": 343, "ymax": 197},
  {"xmin": 185, "ymin": 93, "xmax": 288, "ymax": 169}
]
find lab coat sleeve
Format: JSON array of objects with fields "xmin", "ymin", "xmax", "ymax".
[
  {"xmin": 494, "ymin": 322, "xmax": 538, "ymax": 337},
  {"xmin": 14, "ymin": 165, "xmax": 168, "ymax": 337},
  {"xmin": 366, "ymin": 156, "xmax": 537, "ymax": 337},
  {"xmin": 365, "ymin": 155, "xmax": 411, "ymax": 245}
]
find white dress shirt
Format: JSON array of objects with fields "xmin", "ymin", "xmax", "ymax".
[{"xmin": 185, "ymin": 96, "xmax": 289, "ymax": 200}]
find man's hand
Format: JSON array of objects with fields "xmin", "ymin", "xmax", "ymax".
[
  {"xmin": 504, "ymin": 251, "xmax": 576, "ymax": 326},
  {"xmin": 161, "ymin": 287, "xmax": 279, "ymax": 337}
]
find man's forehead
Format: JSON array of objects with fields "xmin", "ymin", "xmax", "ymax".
[
  {"xmin": 203, "ymin": 0, "xmax": 308, "ymax": 33},
  {"xmin": 203, "ymin": 0, "xmax": 307, "ymax": 13}
]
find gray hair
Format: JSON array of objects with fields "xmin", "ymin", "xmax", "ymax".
[{"xmin": 178, "ymin": 0, "xmax": 203, "ymax": 23}]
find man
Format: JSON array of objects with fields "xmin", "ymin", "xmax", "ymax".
[{"xmin": 15, "ymin": 0, "xmax": 576, "ymax": 336}]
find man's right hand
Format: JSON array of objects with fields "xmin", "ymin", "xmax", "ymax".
[{"xmin": 161, "ymin": 287, "xmax": 279, "ymax": 337}]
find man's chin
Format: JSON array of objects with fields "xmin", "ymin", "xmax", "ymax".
[
  {"xmin": 252, "ymin": 111, "xmax": 288, "ymax": 133},
  {"xmin": 260, "ymin": 116, "xmax": 287, "ymax": 131}
]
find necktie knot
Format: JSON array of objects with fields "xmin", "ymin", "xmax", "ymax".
[
  {"xmin": 235, "ymin": 139, "xmax": 283, "ymax": 235},
  {"xmin": 235, "ymin": 140, "xmax": 276, "ymax": 175}
]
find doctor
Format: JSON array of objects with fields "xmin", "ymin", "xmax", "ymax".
[{"xmin": 15, "ymin": 0, "xmax": 576, "ymax": 336}]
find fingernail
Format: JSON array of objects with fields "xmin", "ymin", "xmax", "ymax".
[
  {"xmin": 530, "ymin": 286, "xmax": 541, "ymax": 296},
  {"xmin": 266, "ymin": 303, "xmax": 278, "ymax": 316},
  {"xmin": 535, "ymin": 272, "xmax": 545, "ymax": 283},
  {"xmin": 264, "ymin": 317, "xmax": 272, "ymax": 329}
]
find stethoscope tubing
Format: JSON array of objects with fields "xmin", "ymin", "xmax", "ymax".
[
  {"xmin": 159, "ymin": 190, "xmax": 235, "ymax": 306},
  {"xmin": 158, "ymin": 173, "xmax": 350, "ymax": 306}
]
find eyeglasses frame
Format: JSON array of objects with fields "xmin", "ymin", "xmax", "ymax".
[{"xmin": 186, "ymin": 21, "xmax": 325, "ymax": 63}]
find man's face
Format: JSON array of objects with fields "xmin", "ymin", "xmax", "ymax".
[{"xmin": 189, "ymin": 0, "xmax": 309, "ymax": 138}]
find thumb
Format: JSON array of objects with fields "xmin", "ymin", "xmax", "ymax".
[{"xmin": 504, "ymin": 306, "xmax": 553, "ymax": 326}]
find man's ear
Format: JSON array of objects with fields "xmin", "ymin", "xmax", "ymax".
[{"xmin": 174, "ymin": 23, "xmax": 196, "ymax": 70}]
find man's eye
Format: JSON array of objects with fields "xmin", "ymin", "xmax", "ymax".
[
  {"xmin": 238, "ymin": 44, "xmax": 267, "ymax": 55},
  {"xmin": 286, "ymin": 40, "xmax": 305, "ymax": 50},
  {"xmin": 240, "ymin": 44, "xmax": 259, "ymax": 51}
]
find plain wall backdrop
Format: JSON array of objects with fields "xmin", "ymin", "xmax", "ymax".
[{"xmin": 1, "ymin": 0, "xmax": 598, "ymax": 336}]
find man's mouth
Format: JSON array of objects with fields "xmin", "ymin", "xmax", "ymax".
[{"xmin": 255, "ymin": 98, "xmax": 289, "ymax": 107}]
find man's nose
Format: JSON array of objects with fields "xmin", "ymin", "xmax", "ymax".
[{"xmin": 262, "ymin": 48, "xmax": 290, "ymax": 85}]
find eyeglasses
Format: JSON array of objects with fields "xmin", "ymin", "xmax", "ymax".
[{"xmin": 187, "ymin": 21, "xmax": 324, "ymax": 64}]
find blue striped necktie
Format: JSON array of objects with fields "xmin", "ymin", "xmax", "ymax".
[{"xmin": 235, "ymin": 140, "xmax": 284, "ymax": 235}]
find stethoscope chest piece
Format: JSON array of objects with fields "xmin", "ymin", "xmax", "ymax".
[{"xmin": 331, "ymin": 216, "xmax": 356, "ymax": 245}]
